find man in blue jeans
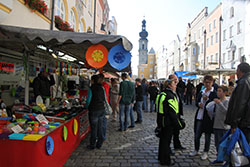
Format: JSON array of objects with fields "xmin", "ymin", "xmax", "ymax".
[{"xmin": 116, "ymin": 73, "xmax": 135, "ymax": 131}]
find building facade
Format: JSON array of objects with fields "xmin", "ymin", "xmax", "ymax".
[
  {"xmin": 205, "ymin": 3, "xmax": 222, "ymax": 70},
  {"xmin": 156, "ymin": 45, "xmax": 167, "ymax": 79},
  {"xmin": 138, "ymin": 48, "xmax": 157, "ymax": 79},
  {"xmin": 221, "ymin": 0, "xmax": 248, "ymax": 69},
  {"xmin": 0, "ymin": 0, "xmax": 116, "ymax": 34}
]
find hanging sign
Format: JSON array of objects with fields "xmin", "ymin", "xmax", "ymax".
[
  {"xmin": 86, "ymin": 44, "xmax": 108, "ymax": 68},
  {"xmin": 0, "ymin": 62, "xmax": 14, "ymax": 71},
  {"xmin": 108, "ymin": 45, "xmax": 131, "ymax": 71}
]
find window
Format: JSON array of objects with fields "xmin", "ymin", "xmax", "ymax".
[
  {"xmin": 216, "ymin": 32, "xmax": 219, "ymax": 43},
  {"xmin": 223, "ymin": 53, "xmax": 226, "ymax": 63},
  {"xmin": 88, "ymin": 0, "xmax": 92, "ymax": 13},
  {"xmin": 207, "ymin": 56, "xmax": 209, "ymax": 65},
  {"xmin": 70, "ymin": 10, "xmax": 76, "ymax": 31},
  {"xmin": 150, "ymin": 61, "xmax": 153, "ymax": 64},
  {"xmin": 228, "ymin": 51, "xmax": 231, "ymax": 60},
  {"xmin": 55, "ymin": 0, "xmax": 65, "ymax": 20},
  {"xmin": 211, "ymin": 35, "xmax": 214, "ymax": 45},
  {"xmin": 215, "ymin": 53, "xmax": 218, "ymax": 62},
  {"xmin": 79, "ymin": 21, "xmax": 84, "ymax": 32},
  {"xmin": 202, "ymin": 26, "xmax": 205, "ymax": 34},
  {"xmin": 238, "ymin": 47, "xmax": 244, "ymax": 59},
  {"xmin": 194, "ymin": 33, "xmax": 196, "ymax": 41},
  {"xmin": 141, "ymin": 74, "xmax": 144, "ymax": 78},
  {"xmin": 201, "ymin": 43, "xmax": 204, "ymax": 53},
  {"xmin": 141, "ymin": 68, "xmax": 144, "ymax": 72},
  {"xmin": 207, "ymin": 38, "xmax": 209, "ymax": 48},
  {"xmin": 150, "ymin": 75, "xmax": 152, "ymax": 78},
  {"xmin": 209, "ymin": 23, "xmax": 212, "ymax": 32},
  {"xmin": 230, "ymin": 7, "xmax": 234, "ymax": 18},
  {"xmin": 150, "ymin": 68, "xmax": 153, "ymax": 72},
  {"xmin": 198, "ymin": 29, "xmax": 201, "ymax": 39},
  {"xmin": 223, "ymin": 30, "xmax": 226, "ymax": 41},
  {"xmin": 237, "ymin": 21, "xmax": 242, "ymax": 34},
  {"xmin": 211, "ymin": 55, "xmax": 213, "ymax": 62},
  {"xmin": 142, "ymin": 44, "xmax": 145, "ymax": 49},
  {"xmin": 230, "ymin": 25, "xmax": 233, "ymax": 38},
  {"xmin": 213, "ymin": 19, "xmax": 216, "ymax": 29}
]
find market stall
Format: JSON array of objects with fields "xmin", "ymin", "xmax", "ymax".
[{"xmin": 0, "ymin": 25, "xmax": 133, "ymax": 167}]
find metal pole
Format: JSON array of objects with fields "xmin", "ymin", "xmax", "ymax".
[
  {"xmin": 50, "ymin": 0, "xmax": 55, "ymax": 30},
  {"xmin": 93, "ymin": 0, "xmax": 97, "ymax": 34},
  {"xmin": 204, "ymin": 30, "xmax": 206, "ymax": 69}
]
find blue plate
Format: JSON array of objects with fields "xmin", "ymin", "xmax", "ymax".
[
  {"xmin": 46, "ymin": 136, "xmax": 54, "ymax": 155},
  {"xmin": 108, "ymin": 45, "xmax": 131, "ymax": 71}
]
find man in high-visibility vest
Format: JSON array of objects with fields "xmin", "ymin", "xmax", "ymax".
[{"xmin": 156, "ymin": 74, "xmax": 185, "ymax": 166}]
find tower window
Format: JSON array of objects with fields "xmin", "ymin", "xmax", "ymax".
[{"xmin": 142, "ymin": 44, "xmax": 145, "ymax": 49}]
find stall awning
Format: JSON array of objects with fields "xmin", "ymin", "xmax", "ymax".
[
  {"xmin": 0, "ymin": 25, "xmax": 133, "ymax": 72},
  {"xmin": 184, "ymin": 69, "xmax": 236, "ymax": 76},
  {"xmin": 174, "ymin": 71, "xmax": 198, "ymax": 80}
]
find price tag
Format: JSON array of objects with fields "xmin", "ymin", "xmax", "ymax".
[
  {"xmin": 36, "ymin": 114, "xmax": 49, "ymax": 124},
  {"xmin": 11, "ymin": 125, "xmax": 24, "ymax": 133}
]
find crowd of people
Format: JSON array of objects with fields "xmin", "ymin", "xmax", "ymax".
[{"xmin": 84, "ymin": 62, "xmax": 250, "ymax": 167}]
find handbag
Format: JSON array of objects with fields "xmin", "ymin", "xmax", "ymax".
[
  {"xmin": 102, "ymin": 88, "xmax": 112, "ymax": 115},
  {"xmin": 231, "ymin": 142, "xmax": 249, "ymax": 167}
]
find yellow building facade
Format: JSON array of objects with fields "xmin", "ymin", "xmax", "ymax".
[{"xmin": 138, "ymin": 48, "xmax": 157, "ymax": 80}]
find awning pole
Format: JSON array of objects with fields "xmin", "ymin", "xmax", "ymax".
[{"xmin": 23, "ymin": 47, "xmax": 29, "ymax": 105}]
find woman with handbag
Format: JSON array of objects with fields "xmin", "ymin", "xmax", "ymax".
[{"xmin": 86, "ymin": 75, "xmax": 106, "ymax": 150}]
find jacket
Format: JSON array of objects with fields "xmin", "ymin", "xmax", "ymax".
[
  {"xmin": 135, "ymin": 85, "xmax": 143, "ymax": 101},
  {"xmin": 225, "ymin": 72, "xmax": 250, "ymax": 128},
  {"xmin": 194, "ymin": 88, "xmax": 217, "ymax": 133},
  {"xmin": 157, "ymin": 89, "xmax": 183, "ymax": 130},
  {"xmin": 33, "ymin": 74, "xmax": 55, "ymax": 98},
  {"xmin": 88, "ymin": 83, "xmax": 105, "ymax": 111}
]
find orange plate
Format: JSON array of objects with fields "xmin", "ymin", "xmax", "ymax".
[{"xmin": 86, "ymin": 44, "xmax": 108, "ymax": 69}]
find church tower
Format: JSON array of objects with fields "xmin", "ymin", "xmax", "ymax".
[{"xmin": 138, "ymin": 19, "xmax": 148, "ymax": 65}]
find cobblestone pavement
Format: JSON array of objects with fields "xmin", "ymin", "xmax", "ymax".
[{"xmin": 65, "ymin": 104, "xmax": 219, "ymax": 167}]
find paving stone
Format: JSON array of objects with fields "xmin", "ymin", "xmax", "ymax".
[{"xmin": 65, "ymin": 104, "xmax": 218, "ymax": 167}]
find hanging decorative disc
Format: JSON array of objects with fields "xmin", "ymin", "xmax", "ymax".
[
  {"xmin": 108, "ymin": 44, "xmax": 131, "ymax": 71},
  {"xmin": 73, "ymin": 119, "xmax": 78, "ymax": 136},
  {"xmin": 46, "ymin": 136, "xmax": 54, "ymax": 155},
  {"xmin": 63, "ymin": 126, "xmax": 68, "ymax": 141},
  {"xmin": 86, "ymin": 44, "xmax": 108, "ymax": 68}
]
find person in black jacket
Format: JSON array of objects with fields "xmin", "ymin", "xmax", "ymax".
[
  {"xmin": 135, "ymin": 78, "xmax": 143, "ymax": 123},
  {"xmin": 177, "ymin": 77, "xmax": 186, "ymax": 102},
  {"xmin": 33, "ymin": 71, "xmax": 55, "ymax": 99},
  {"xmin": 185, "ymin": 80, "xmax": 194, "ymax": 105},
  {"xmin": 87, "ymin": 75, "xmax": 106, "ymax": 149},
  {"xmin": 225, "ymin": 62, "xmax": 250, "ymax": 143},
  {"xmin": 157, "ymin": 75, "xmax": 184, "ymax": 166},
  {"xmin": 148, "ymin": 81, "xmax": 159, "ymax": 112},
  {"xmin": 190, "ymin": 75, "xmax": 217, "ymax": 160}
]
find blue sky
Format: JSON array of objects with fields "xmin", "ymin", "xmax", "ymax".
[{"xmin": 108, "ymin": 0, "xmax": 221, "ymax": 74}]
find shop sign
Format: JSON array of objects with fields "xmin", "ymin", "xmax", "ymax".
[{"xmin": 0, "ymin": 62, "xmax": 14, "ymax": 71}]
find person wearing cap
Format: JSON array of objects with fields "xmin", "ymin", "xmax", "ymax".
[{"xmin": 33, "ymin": 71, "xmax": 55, "ymax": 99}]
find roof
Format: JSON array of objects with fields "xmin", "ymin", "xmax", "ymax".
[
  {"xmin": 0, "ymin": 25, "xmax": 133, "ymax": 72},
  {"xmin": 149, "ymin": 48, "xmax": 155, "ymax": 54}
]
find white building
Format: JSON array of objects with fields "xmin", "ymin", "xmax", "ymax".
[
  {"xmin": 156, "ymin": 46, "xmax": 167, "ymax": 79},
  {"xmin": 221, "ymin": 0, "xmax": 249, "ymax": 69},
  {"xmin": 185, "ymin": 7, "xmax": 208, "ymax": 71}
]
